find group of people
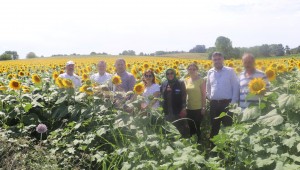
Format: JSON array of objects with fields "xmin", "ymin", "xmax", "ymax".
[{"xmin": 59, "ymin": 52, "xmax": 269, "ymax": 146}]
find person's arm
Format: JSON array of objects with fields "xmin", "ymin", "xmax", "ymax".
[
  {"xmin": 128, "ymin": 74, "xmax": 136, "ymax": 91},
  {"xmin": 231, "ymin": 70, "xmax": 239, "ymax": 103},
  {"xmin": 206, "ymin": 73, "xmax": 211, "ymax": 100},
  {"xmin": 201, "ymin": 79, "xmax": 206, "ymax": 114},
  {"xmin": 181, "ymin": 81, "xmax": 187, "ymax": 110},
  {"xmin": 147, "ymin": 91, "xmax": 160, "ymax": 108}
]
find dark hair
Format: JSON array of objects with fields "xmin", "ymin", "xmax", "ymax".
[
  {"xmin": 143, "ymin": 70, "xmax": 155, "ymax": 85},
  {"xmin": 187, "ymin": 63, "xmax": 199, "ymax": 70},
  {"xmin": 212, "ymin": 52, "xmax": 223, "ymax": 58}
]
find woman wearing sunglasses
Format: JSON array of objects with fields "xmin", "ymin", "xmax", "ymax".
[
  {"xmin": 185, "ymin": 63, "xmax": 206, "ymax": 143},
  {"xmin": 141, "ymin": 70, "xmax": 160, "ymax": 110},
  {"xmin": 160, "ymin": 68, "xmax": 190, "ymax": 138}
]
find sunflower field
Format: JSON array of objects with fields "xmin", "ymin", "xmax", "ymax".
[{"xmin": 0, "ymin": 56, "xmax": 300, "ymax": 169}]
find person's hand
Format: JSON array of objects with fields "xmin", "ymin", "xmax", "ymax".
[
  {"xmin": 179, "ymin": 109, "xmax": 187, "ymax": 118},
  {"xmin": 141, "ymin": 102, "xmax": 147, "ymax": 110}
]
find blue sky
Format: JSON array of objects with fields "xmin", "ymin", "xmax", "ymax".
[{"xmin": 0, "ymin": 0, "xmax": 299, "ymax": 58}]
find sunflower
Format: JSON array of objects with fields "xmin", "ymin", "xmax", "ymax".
[
  {"xmin": 79, "ymin": 85, "xmax": 93, "ymax": 95},
  {"xmin": 32, "ymin": 74, "xmax": 41, "ymax": 84},
  {"xmin": 62, "ymin": 79, "xmax": 74, "ymax": 88},
  {"xmin": 9, "ymin": 79, "xmax": 21, "ymax": 90},
  {"xmin": 265, "ymin": 68, "xmax": 276, "ymax": 81},
  {"xmin": 0, "ymin": 86, "xmax": 7, "ymax": 91},
  {"xmin": 55, "ymin": 77, "xmax": 64, "ymax": 88},
  {"xmin": 111, "ymin": 75, "xmax": 122, "ymax": 85},
  {"xmin": 143, "ymin": 63, "xmax": 149, "ymax": 69},
  {"xmin": 18, "ymin": 71, "xmax": 25, "ymax": 77},
  {"xmin": 82, "ymin": 73, "xmax": 89, "ymax": 81},
  {"xmin": 22, "ymin": 85, "xmax": 30, "ymax": 93},
  {"xmin": 276, "ymin": 64, "xmax": 286, "ymax": 73},
  {"xmin": 133, "ymin": 82, "xmax": 145, "ymax": 95},
  {"xmin": 52, "ymin": 71, "xmax": 59, "ymax": 80},
  {"xmin": 248, "ymin": 78, "xmax": 266, "ymax": 95},
  {"xmin": 7, "ymin": 74, "xmax": 13, "ymax": 79}
]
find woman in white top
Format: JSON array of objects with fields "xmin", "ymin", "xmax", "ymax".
[{"xmin": 141, "ymin": 70, "xmax": 160, "ymax": 109}]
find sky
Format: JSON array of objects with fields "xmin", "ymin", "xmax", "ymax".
[{"xmin": 0, "ymin": 0, "xmax": 300, "ymax": 58}]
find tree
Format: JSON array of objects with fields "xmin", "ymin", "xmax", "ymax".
[
  {"xmin": 139, "ymin": 52, "xmax": 144, "ymax": 56},
  {"xmin": 189, "ymin": 45, "xmax": 206, "ymax": 53},
  {"xmin": 4, "ymin": 51, "xmax": 19, "ymax": 60},
  {"xmin": 259, "ymin": 44, "xmax": 270, "ymax": 57},
  {"xmin": 285, "ymin": 45, "xmax": 290, "ymax": 55},
  {"xmin": 121, "ymin": 50, "xmax": 135, "ymax": 55},
  {"xmin": 26, "ymin": 52, "xmax": 38, "ymax": 59},
  {"xmin": 207, "ymin": 47, "xmax": 217, "ymax": 59},
  {"xmin": 215, "ymin": 36, "xmax": 233, "ymax": 59},
  {"xmin": 270, "ymin": 44, "xmax": 284, "ymax": 56},
  {"xmin": 230, "ymin": 47, "xmax": 241, "ymax": 59},
  {"xmin": 0, "ymin": 53, "xmax": 12, "ymax": 60},
  {"xmin": 90, "ymin": 52, "xmax": 97, "ymax": 55}
]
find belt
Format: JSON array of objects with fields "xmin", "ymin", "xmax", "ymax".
[{"xmin": 211, "ymin": 99, "xmax": 231, "ymax": 104}]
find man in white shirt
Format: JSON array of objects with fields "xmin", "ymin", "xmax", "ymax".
[
  {"xmin": 90, "ymin": 61, "xmax": 112, "ymax": 87},
  {"xmin": 206, "ymin": 52, "xmax": 239, "ymax": 145},
  {"xmin": 58, "ymin": 60, "xmax": 82, "ymax": 88}
]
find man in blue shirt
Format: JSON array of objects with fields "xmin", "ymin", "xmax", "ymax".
[{"xmin": 206, "ymin": 52, "xmax": 239, "ymax": 145}]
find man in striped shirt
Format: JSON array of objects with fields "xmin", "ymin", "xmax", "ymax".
[{"xmin": 239, "ymin": 53, "xmax": 270, "ymax": 110}]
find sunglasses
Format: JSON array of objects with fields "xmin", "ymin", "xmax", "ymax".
[
  {"xmin": 144, "ymin": 74, "xmax": 153, "ymax": 78},
  {"xmin": 166, "ymin": 72, "xmax": 174, "ymax": 75}
]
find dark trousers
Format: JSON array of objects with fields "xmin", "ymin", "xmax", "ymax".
[
  {"xmin": 210, "ymin": 100, "xmax": 233, "ymax": 139},
  {"xmin": 165, "ymin": 114, "xmax": 190, "ymax": 138},
  {"xmin": 187, "ymin": 109, "xmax": 203, "ymax": 141}
]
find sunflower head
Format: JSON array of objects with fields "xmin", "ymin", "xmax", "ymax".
[
  {"xmin": 248, "ymin": 78, "xmax": 266, "ymax": 96},
  {"xmin": 82, "ymin": 73, "xmax": 89, "ymax": 81},
  {"xmin": 80, "ymin": 85, "xmax": 93, "ymax": 95},
  {"xmin": 265, "ymin": 68, "xmax": 276, "ymax": 81},
  {"xmin": 0, "ymin": 86, "xmax": 8, "ymax": 91},
  {"xmin": 52, "ymin": 71, "xmax": 59, "ymax": 80},
  {"xmin": 276, "ymin": 64, "xmax": 286, "ymax": 73},
  {"xmin": 62, "ymin": 79, "xmax": 74, "ymax": 88},
  {"xmin": 112, "ymin": 75, "xmax": 122, "ymax": 85},
  {"xmin": 22, "ymin": 85, "xmax": 30, "ymax": 93},
  {"xmin": 18, "ymin": 71, "xmax": 25, "ymax": 77},
  {"xmin": 9, "ymin": 79, "xmax": 21, "ymax": 90},
  {"xmin": 32, "ymin": 74, "xmax": 42, "ymax": 84},
  {"xmin": 55, "ymin": 77, "xmax": 64, "ymax": 88},
  {"xmin": 133, "ymin": 82, "xmax": 145, "ymax": 95}
]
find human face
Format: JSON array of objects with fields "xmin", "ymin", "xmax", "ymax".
[
  {"xmin": 166, "ymin": 71, "xmax": 175, "ymax": 80},
  {"xmin": 188, "ymin": 66, "xmax": 198, "ymax": 76},
  {"xmin": 115, "ymin": 60, "xmax": 126, "ymax": 73},
  {"xmin": 66, "ymin": 64, "xmax": 74, "ymax": 75},
  {"xmin": 242, "ymin": 56, "xmax": 255, "ymax": 71},
  {"xmin": 98, "ymin": 62, "xmax": 106, "ymax": 74},
  {"xmin": 144, "ymin": 73, "xmax": 153, "ymax": 84},
  {"xmin": 212, "ymin": 55, "xmax": 224, "ymax": 70}
]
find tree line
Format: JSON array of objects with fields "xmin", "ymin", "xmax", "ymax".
[{"xmin": 1, "ymin": 36, "xmax": 300, "ymax": 60}]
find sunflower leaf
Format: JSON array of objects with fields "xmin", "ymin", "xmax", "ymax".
[
  {"xmin": 257, "ymin": 109, "xmax": 284, "ymax": 126},
  {"xmin": 241, "ymin": 106, "xmax": 260, "ymax": 122},
  {"xmin": 278, "ymin": 94, "xmax": 297, "ymax": 110}
]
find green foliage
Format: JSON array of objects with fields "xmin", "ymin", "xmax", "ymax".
[
  {"xmin": 215, "ymin": 36, "xmax": 233, "ymax": 59},
  {"xmin": 0, "ymin": 66, "xmax": 299, "ymax": 169},
  {"xmin": 0, "ymin": 53, "xmax": 12, "ymax": 60},
  {"xmin": 26, "ymin": 52, "xmax": 38, "ymax": 59}
]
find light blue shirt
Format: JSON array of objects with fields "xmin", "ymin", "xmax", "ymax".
[{"xmin": 206, "ymin": 66, "xmax": 239, "ymax": 103}]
